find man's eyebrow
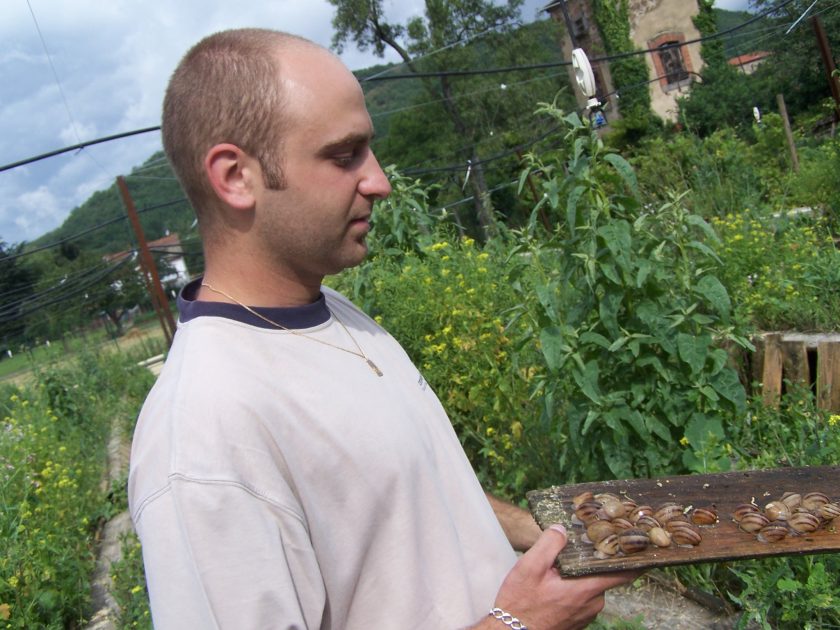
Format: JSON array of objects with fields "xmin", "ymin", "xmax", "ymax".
[{"xmin": 317, "ymin": 131, "xmax": 374, "ymax": 155}]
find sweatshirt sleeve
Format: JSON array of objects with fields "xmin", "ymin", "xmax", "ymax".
[{"xmin": 132, "ymin": 477, "xmax": 325, "ymax": 630}]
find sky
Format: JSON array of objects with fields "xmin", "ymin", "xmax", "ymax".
[{"xmin": 0, "ymin": 0, "xmax": 751, "ymax": 247}]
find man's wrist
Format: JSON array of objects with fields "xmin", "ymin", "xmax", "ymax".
[{"xmin": 488, "ymin": 607, "xmax": 528, "ymax": 630}]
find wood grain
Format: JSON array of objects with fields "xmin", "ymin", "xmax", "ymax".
[{"xmin": 527, "ymin": 466, "xmax": 840, "ymax": 577}]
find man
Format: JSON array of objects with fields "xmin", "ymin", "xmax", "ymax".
[{"xmin": 128, "ymin": 28, "xmax": 636, "ymax": 629}]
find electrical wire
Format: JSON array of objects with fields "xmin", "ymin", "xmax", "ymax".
[{"xmin": 0, "ymin": 0, "xmax": 801, "ymax": 176}]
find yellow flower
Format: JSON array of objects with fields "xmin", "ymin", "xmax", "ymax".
[
  {"xmin": 829, "ymin": 415, "xmax": 840, "ymax": 427},
  {"xmin": 8, "ymin": 576, "xmax": 18, "ymax": 588},
  {"xmin": 131, "ymin": 585, "xmax": 143, "ymax": 595},
  {"xmin": 679, "ymin": 436, "xmax": 689, "ymax": 447}
]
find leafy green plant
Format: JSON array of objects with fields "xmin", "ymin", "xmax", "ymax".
[
  {"xmin": 110, "ymin": 532, "xmax": 151, "ymax": 630},
  {"xmin": 512, "ymin": 105, "xmax": 751, "ymax": 482},
  {"xmin": 0, "ymin": 350, "xmax": 154, "ymax": 628}
]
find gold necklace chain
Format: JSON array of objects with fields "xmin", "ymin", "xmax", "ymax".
[{"xmin": 200, "ymin": 282, "xmax": 383, "ymax": 377}]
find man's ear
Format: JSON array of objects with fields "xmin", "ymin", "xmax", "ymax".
[{"xmin": 204, "ymin": 143, "xmax": 259, "ymax": 210}]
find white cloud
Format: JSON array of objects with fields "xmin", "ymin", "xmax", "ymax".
[{"xmin": 12, "ymin": 186, "xmax": 63, "ymax": 236}]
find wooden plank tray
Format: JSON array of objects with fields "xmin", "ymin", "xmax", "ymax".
[{"xmin": 527, "ymin": 466, "xmax": 840, "ymax": 576}]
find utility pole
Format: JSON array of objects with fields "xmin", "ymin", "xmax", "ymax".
[
  {"xmin": 116, "ymin": 176, "xmax": 177, "ymax": 347},
  {"xmin": 557, "ymin": 0, "xmax": 579, "ymax": 50},
  {"xmin": 777, "ymin": 93, "xmax": 800, "ymax": 173},
  {"xmin": 811, "ymin": 16, "xmax": 840, "ymax": 123}
]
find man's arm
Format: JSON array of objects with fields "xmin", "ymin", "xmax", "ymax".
[
  {"xmin": 468, "ymin": 524, "xmax": 640, "ymax": 630},
  {"xmin": 486, "ymin": 493, "xmax": 542, "ymax": 552}
]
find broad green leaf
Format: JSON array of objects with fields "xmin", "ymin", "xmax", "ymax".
[
  {"xmin": 636, "ymin": 260, "xmax": 652, "ymax": 288},
  {"xmin": 603, "ymin": 152, "xmax": 639, "ymax": 197},
  {"xmin": 645, "ymin": 415, "xmax": 673, "ymax": 442},
  {"xmin": 711, "ymin": 368, "xmax": 747, "ymax": 411},
  {"xmin": 599, "ymin": 290, "xmax": 623, "ymax": 338},
  {"xmin": 694, "ymin": 275, "xmax": 731, "ymax": 321},
  {"xmin": 687, "ymin": 240, "xmax": 722, "ymax": 264},
  {"xmin": 582, "ymin": 409, "xmax": 600, "ymax": 435},
  {"xmin": 572, "ymin": 360, "xmax": 601, "ymax": 403},
  {"xmin": 677, "ymin": 332, "xmax": 711, "ymax": 375},
  {"xmin": 579, "ymin": 331, "xmax": 611, "ymax": 349},
  {"xmin": 685, "ymin": 414, "xmax": 725, "ymax": 447},
  {"xmin": 539, "ymin": 326, "xmax": 567, "ymax": 372},
  {"xmin": 566, "ymin": 185, "xmax": 585, "ymax": 232},
  {"xmin": 599, "ymin": 261, "xmax": 621, "ymax": 285},
  {"xmin": 686, "ymin": 214, "xmax": 720, "ymax": 243}
]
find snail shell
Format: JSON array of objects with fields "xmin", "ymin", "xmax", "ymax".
[
  {"xmin": 757, "ymin": 522, "xmax": 789, "ymax": 543},
  {"xmin": 738, "ymin": 512, "xmax": 770, "ymax": 533},
  {"xmin": 802, "ymin": 492, "xmax": 830, "ymax": 511},
  {"xmin": 817, "ymin": 502, "xmax": 840, "ymax": 521},
  {"xmin": 610, "ymin": 517, "xmax": 634, "ymax": 530},
  {"xmin": 621, "ymin": 499, "xmax": 638, "ymax": 514},
  {"xmin": 788, "ymin": 511, "xmax": 820, "ymax": 534},
  {"xmin": 601, "ymin": 498, "xmax": 628, "ymax": 520},
  {"xmin": 780, "ymin": 492, "xmax": 801, "ymax": 509},
  {"xmin": 764, "ymin": 500, "xmax": 791, "ymax": 522},
  {"xmin": 732, "ymin": 503, "xmax": 760, "ymax": 523},
  {"xmin": 618, "ymin": 528, "xmax": 650, "ymax": 554},
  {"xmin": 594, "ymin": 492, "xmax": 623, "ymax": 504},
  {"xmin": 572, "ymin": 491, "xmax": 595, "ymax": 509},
  {"xmin": 648, "ymin": 526, "xmax": 672, "ymax": 548},
  {"xmin": 634, "ymin": 515, "xmax": 661, "ymax": 532},
  {"xmin": 690, "ymin": 507, "xmax": 718, "ymax": 526},
  {"xmin": 628, "ymin": 505, "xmax": 654, "ymax": 524},
  {"xmin": 654, "ymin": 503, "xmax": 685, "ymax": 524},
  {"xmin": 574, "ymin": 500, "xmax": 603, "ymax": 526},
  {"xmin": 585, "ymin": 520, "xmax": 617, "ymax": 545},
  {"xmin": 670, "ymin": 523, "xmax": 702, "ymax": 547},
  {"xmin": 594, "ymin": 533, "xmax": 620, "ymax": 559}
]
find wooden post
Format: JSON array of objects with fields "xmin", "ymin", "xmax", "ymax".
[
  {"xmin": 116, "ymin": 176, "xmax": 177, "ymax": 347},
  {"xmin": 781, "ymin": 340, "xmax": 810, "ymax": 391},
  {"xmin": 812, "ymin": 16, "xmax": 840, "ymax": 123},
  {"xmin": 817, "ymin": 342, "xmax": 840, "ymax": 412},
  {"xmin": 776, "ymin": 94, "xmax": 800, "ymax": 173},
  {"xmin": 758, "ymin": 333, "xmax": 783, "ymax": 408}
]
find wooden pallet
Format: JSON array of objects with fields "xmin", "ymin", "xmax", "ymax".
[
  {"xmin": 750, "ymin": 333, "xmax": 840, "ymax": 412},
  {"xmin": 527, "ymin": 466, "xmax": 840, "ymax": 577}
]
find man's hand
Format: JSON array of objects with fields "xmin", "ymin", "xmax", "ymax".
[{"xmin": 471, "ymin": 524, "xmax": 640, "ymax": 630}]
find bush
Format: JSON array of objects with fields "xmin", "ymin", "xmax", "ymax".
[{"xmin": 0, "ymin": 351, "xmax": 154, "ymax": 628}]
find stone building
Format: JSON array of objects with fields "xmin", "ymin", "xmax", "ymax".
[{"xmin": 543, "ymin": 0, "xmax": 705, "ymax": 121}]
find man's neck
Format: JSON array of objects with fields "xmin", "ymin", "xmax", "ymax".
[{"xmin": 198, "ymin": 266, "xmax": 322, "ymax": 307}]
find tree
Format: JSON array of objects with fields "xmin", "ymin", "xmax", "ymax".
[
  {"xmin": 745, "ymin": 0, "xmax": 840, "ymax": 120},
  {"xmin": 329, "ymin": 0, "xmax": 527, "ymax": 239},
  {"xmin": 0, "ymin": 241, "xmax": 36, "ymax": 345}
]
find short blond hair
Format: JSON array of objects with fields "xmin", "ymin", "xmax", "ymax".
[{"xmin": 162, "ymin": 29, "xmax": 310, "ymax": 219}]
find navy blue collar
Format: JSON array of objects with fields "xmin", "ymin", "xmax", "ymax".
[{"xmin": 177, "ymin": 277, "xmax": 331, "ymax": 330}]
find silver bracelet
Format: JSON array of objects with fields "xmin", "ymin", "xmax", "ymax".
[{"xmin": 488, "ymin": 607, "xmax": 528, "ymax": 630}]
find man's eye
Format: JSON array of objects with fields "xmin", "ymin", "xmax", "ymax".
[{"xmin": 334, "ymin": 154, "xmax": 355, "ymax": 167}]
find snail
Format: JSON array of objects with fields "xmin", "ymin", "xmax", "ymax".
[
  {"xmin": 801, "ymin": 492, "xmax": 830, "ymax": 511},
  {"xmin": 788, "ymin": 511, "xmax": 820, "ymax": 535},
  {"xmin": 593, "ymin": 534, "xmax": 620, "ymax": 559},
  {"xmin": 689, "ymin": 506, "xmax": 718, "ymax": 526},
  {"xmin": 618, "ymin": 529, "xmax": 649, "ymax": 554},
  {"xmin": 757, "ymin": 521, "xmax": 789, "ymax": 543},
  {"xmin": 648, "ymin": 526, "xmax": 672, "ymax": 548},
  {"xmin": 738, "ymin": 512, "xmax": 770, "ymax": 533}
]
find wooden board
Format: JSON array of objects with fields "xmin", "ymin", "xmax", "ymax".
[{"xmin": 527, "ymin": 466, "xmax": 840, "ymax": 577}]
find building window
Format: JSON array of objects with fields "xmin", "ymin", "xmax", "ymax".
[
  {"xmin": 658, "ymin": 42, "xmax": 689, "ymax": 89},
  {"xmin": 649, "ymin": 33, "xmax": 694, "ymax": 93}
]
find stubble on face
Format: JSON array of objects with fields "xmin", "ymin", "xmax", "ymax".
[{"xmin": 251, "ymin": 44, "xmax": 379, "ymax": 288}]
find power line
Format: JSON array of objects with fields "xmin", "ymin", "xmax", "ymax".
[
  {"xmin": 5, "ymin": 197, "xmax": 190, "ymax": 263},
  {"xmin": 1, "ymin": 0, "xmax": 799, "ymax": 177}
]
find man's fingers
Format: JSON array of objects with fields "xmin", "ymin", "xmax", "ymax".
[{"xmin": 517, "ymin": 523, "xmax": 568, "ymax": 573}]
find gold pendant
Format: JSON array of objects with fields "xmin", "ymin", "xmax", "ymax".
[{"xmin": 367, "ymin": 359, "xmax": 384, "ymax": 377}]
